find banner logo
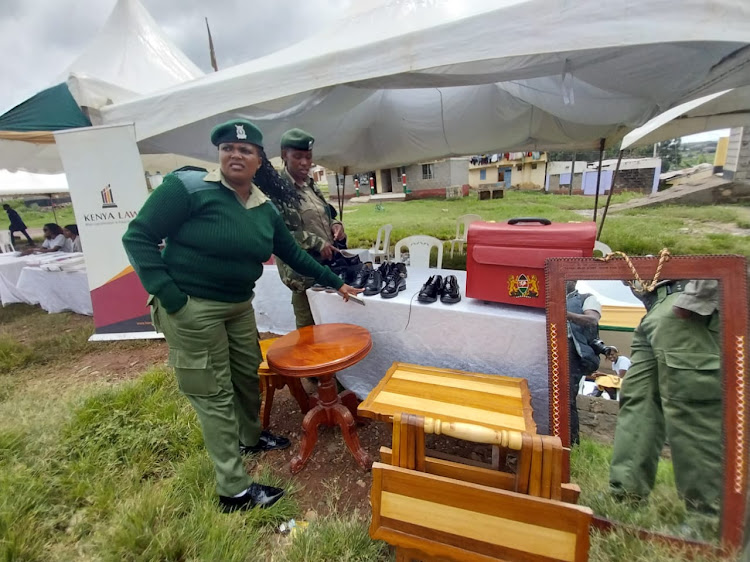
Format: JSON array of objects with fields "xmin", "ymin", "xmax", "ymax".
[
  {"xmin": 508, "ymin": 274, "xmax": 539, "ymax": 298},
  {"xmin": 101, "ymin": 184, "xmax": 117, "ymax": 208}
]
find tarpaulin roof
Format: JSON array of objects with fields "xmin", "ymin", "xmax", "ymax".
[
  {"xmin": 621, "ymin": 86, "xmax": 750, "ymax": 149},
  {"xmin": 0, "ymin": 83, "xmax": 91, "ymax": 133},
  {"xmin": 99, "ymin": 0, "xmax": 750, "ymax": 172},
  {"xmin": 0, "ymin": 0, "xmax": 203, "ymax": 173}
]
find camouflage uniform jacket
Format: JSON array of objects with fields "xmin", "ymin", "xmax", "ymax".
[{"xmin": 275, "ymin": 167, "xmax": 342, "ymax": 291}]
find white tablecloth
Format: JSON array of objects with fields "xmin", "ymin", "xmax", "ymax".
[
  {"xmin": 307, "ymin": 268, "xmax": 550, "ymax": 432},
  {"xmin": 0, "ymin": 254, "xmax": 44, "ymax": 305},
  {"xmin": 16, "ymin": 267, "xmax": 93, "ymax": 315}
]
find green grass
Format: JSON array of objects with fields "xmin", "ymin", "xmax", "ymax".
[
  {"xmin": 2, "ymin": 198, "xmax": 76, "ymax": 229},
  {"xmin": 571, "ymin": 438, "xmax": 720, "ymax": 544}
]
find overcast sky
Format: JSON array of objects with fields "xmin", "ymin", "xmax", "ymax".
[{"xmin": 0, "ymin": 0, "xmax": 351, "ymax": 114}]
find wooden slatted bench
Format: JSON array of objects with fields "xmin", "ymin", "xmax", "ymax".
[{"xmin": 370, "ymin": 413, "xmax": 591, "ymax": 562}]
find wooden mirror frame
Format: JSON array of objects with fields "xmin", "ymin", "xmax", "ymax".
[{"xmin": 545, "ymin": 255, "xmax": 748, "ymax": 553}]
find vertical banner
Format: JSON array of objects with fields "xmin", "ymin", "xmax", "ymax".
[{"xmin": 54, "ymin": 124, "xmax": 159, "ymax": 340}]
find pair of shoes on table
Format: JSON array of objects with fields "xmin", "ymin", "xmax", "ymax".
[
  {"xmin": 219, "ymin": 482, "xmax": 285, "ymax": 512},
  {"xmin": 418, "ymin": 274, "xmax": 461, "ymax": 304},
  {"xmin": 356, "ymin": 261, "xmax": 407, "ymax": 298},
  {"xmin": 239, "ymin": 430, "xmax": 291, "ymax": 455}
]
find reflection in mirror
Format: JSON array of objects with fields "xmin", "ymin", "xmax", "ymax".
[{"xmin": 566, "ymin": 278, "xmax": 721, "ymax": 543}]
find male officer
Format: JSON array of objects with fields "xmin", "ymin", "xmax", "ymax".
[
  {"xmin": 566, "ymin": 280, "xmax": 602, "ymax": 445},
  {"xmin": 275, "ymin": 128, "xmax": 346, "ymax": 328},
  {"xmin": 609, "ymin": 280, "xmax": 721, "ymax": 514}
]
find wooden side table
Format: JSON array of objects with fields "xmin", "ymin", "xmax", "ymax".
[
  {"xmin": 266, "ymin": 323, "xmax": 373, "ymax": 473},
  {"xmin": 258, "ymin": 338, "xmax": 312, "ymax": 429}
]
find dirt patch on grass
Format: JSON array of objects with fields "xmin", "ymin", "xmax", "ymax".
[{"xmin": 255, "ymin": 388, "xmax": 498, "ymax": 516}]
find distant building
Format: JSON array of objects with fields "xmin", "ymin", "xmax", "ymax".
[
  {"xmin": 546, "ymin": 158, "xmax": 661, "ymax": 195},
  {"xmin": 468, "ymin": 152, "xmax": 548, "ymax": 190},
  {"xmin": 326, "ymin": 157, "xmax": 469, "ymax": 199}
]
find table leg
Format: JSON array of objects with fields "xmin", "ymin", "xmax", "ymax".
[
  {"xmin": 340, "ymin": 390, "xmax": 368, "ymax": 424},
  {"xmin": 331, "ymin": 402, "xmax": 371, "ymax": 470},
  {"xmin": 290, "ymin": 405, "xmax": 328, "ymax": 474},
  {"xmin": 289, "ymin": 375, "xmax": 370, "ymax": 473}
]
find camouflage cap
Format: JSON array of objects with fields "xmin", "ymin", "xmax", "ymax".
[
  {"xmin": 280, "ymin": 128, "xmax": 314, "ymax": 151},
  {"xmin": 210, "ymin": 119, "xmax": 264, "ymax": 148}
]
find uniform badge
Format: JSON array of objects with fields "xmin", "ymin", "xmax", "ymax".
[
  {"xmin": 508, "ymin": 274, "xmax": 539, "ymax": 298},
  {"xmin": 235, "ymin": 124, "xmax": 247, "ymax": 140},
  {"xmin": 308, "ymin": 140, "xmax": 314, "ymax": 149}
]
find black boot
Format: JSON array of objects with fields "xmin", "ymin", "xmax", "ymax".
[
  {"xmin": 350, "ymin": 262, "xmax": 372, "ymax": 289},
  {"xmin": 381, "ymin": 264, "xmax": 406, "ymax": 298},
  {"xmin": 363, "ymin": 266, "xmax": 384, "ymax": 296},
  {"xmin": 418, "ymin": 275, "xmax": 443, "ymax": 303}
]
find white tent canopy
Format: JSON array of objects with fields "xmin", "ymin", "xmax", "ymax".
[
  {"xmin": 99, "ymin": 0, "xmax": 750, "ymax": 172},
  {"xmin": 0, "ymin": 171, "xmax": 69, "ymax": 196},
  {"xmin": 620, "ymin": 86, "xmax": 750, "ymax": 149},
  {"xmin": 0, "ymin": 0, "xmax": 203, "ymax": 174}
]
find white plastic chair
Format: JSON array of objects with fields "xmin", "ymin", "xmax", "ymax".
[
  {"xmin": 593, "ymin": 240, "xmax": 612, "ymax": 257},
  {"xmin": 448, "ymin": 214, "xmax": 482, "ymax": 257},
  {"xmin": 370, "ymin": 224, "xmax": 392, "ymax": 264},
  {"xmin": 393, "ymin": 235, "xmax": 444, "ymax": 269},
  {"xmin": 0, "ymin": 230, "xmax": 15, "ymax": 253}
]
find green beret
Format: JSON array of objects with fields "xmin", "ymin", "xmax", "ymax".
[
  {"xmin": 280, "ymin": 128, "xmax": 314, "ymax": 150},
  {"xmin": 210, "ymin": 119, "xmax": 263, "ymax": 148}
]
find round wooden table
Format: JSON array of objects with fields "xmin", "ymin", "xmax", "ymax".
[{"xmin": 266, "ymin": 323, "xmax": 373, "ymax": 473}]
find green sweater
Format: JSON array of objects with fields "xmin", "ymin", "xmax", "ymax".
[{"xmin": 122, "ymin": 170, "xmax": 343, "ymax": 313}]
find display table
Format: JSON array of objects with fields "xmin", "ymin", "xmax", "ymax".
[
  {"xmin": 307, "ymin": 268, "xmax": 549, "ymax": 432},
  {"xmin": 266, "ymin": 323, "xmax": 373, "ymax": 473},
  {"xmin": 16, "ymin": 267, "xmax": 93, "ymax": 315},
  {"xmin": 0, "ymin": 253, "xmax": 38, "ymax": 305}
]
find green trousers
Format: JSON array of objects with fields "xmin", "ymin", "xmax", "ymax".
[
  {"xmin": 152, "ymin": 295, "xmax": 262, "ymax": 497},
  {"xmin": 291, "ymin": 289, "xmax": 315, "ymax": 329},
  {"xmin": 609, "ymin": 288, "xmax": 722, "ymax": 513}
]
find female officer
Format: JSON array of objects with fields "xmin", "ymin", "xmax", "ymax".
[{"xmin": 123, "ymin": 119, "xmax": 360, "ymax": 512}]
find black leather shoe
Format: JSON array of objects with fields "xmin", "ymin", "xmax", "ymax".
[
  {"xmin": 440, "ymin": 274, "xmax": 461, "ymax": 304},
  {"xmin": 393, "ymin": 262, "xmax": 408, "ymax": 278},
  {"xmin": 350, "ymin": 263, "xmax": 372, "ymax": 289},
  {"xmin": 219, "ymin": 482, "xmax": 285, "ymax": 513},
  {"xmin": 363, "ymin": 268, "xmax": 384, "ymax": 296},
  {"xmin": 381, "ymin": 266, "xmax": 406, "ymax": 298},
  {"xmin": 418, "ymin": 275, "xmax": 443, "ymax": 303},
  {"xmin": 240, "ymin": 431, "xmax": 291, "ymax": 455}
]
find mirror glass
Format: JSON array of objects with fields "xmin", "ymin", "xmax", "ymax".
[{"xmin": 565, "ymin": 278, "xmax": 721, "ymax": 544}]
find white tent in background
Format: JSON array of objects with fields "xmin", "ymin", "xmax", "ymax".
[
  {"xmin": 98, "ymin": 0, "xmax": 750, "ymax": 172},
  {"xmin": 0, "ymin": 0, "xmax": 204, "ymax": 174},
  {"xmin": 620, "ymin": 87, "xmax": 750, "ymax": 149},
  {"xmin": 0, "ymin": 170, "xmax": 69, "ymax": 196}
]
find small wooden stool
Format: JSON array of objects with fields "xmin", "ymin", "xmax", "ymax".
[{"xmin": 258, "ymin": 338, "xmax": 312, "ymax": 429}]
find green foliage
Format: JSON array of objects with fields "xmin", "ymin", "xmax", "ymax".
[
  {"xmin": 2, "ymin": 198, "xmax": 76, "ymax": 230},
  {"xmin": 0, "ymin": 336, "xmax": 35, "ymax": 373},
  {"xmin": 589, "ymin": 529, "xmax": 729, "ymax": 562},
  {"xmin": 656, "ymin": 138, "xmax": 682, "ymax": 173},
  {"xmin": 571, "ymin": 438, "xmax": 719, "ymax": 543}
]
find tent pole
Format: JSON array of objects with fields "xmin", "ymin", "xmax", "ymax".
[
  {"xmin": 597, "ymin": 149, "xmax": 623, "ymax": 240},
  {"xmin": 49, "ymin": 194, "xmax": 58, "ymax": 223},
  {"xmin": 338, "ymin": 167, "xmax": 347, "ymax": 221},
  {"xmin": 568, "ymin": 151, "xmax": 576, "ymax": 196},
  {"xmin": 593, "ymin": 138, "xmax": 605, "ymax": 222}
]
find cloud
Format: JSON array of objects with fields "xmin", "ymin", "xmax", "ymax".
[{"xmin": 0, "ymin": 0, "xmax": 352, "ymax": 113}]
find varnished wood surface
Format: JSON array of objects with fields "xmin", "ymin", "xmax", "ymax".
[
  {"xmin": 358, "ymin": 362, "xmax": 536, "ymax": 434},
  {"xmin": 267, "ymin": 323, "xmax": 372, "ymax": 378},
  {"xmin": 370, "ymin": 463, "xmax": 593, "ymax": 562},
  {"xmin": 257, "ymin": 337, "xmax": 311, "ymax": 428},
  {"xmin": 545, "ymin": 255, "xmax": 749, "ymax": 552}
]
